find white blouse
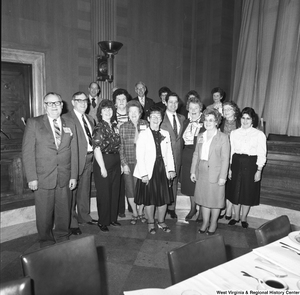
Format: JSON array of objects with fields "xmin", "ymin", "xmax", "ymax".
[
  {"xmin": 182, "ymin": 117, "xmax": 203, "ymax": 145},
  {"xmin": 230, "ymin": 127, "xmax": 267, "ymax": 168},
  {"xmin": 201, "ymin": 130, "xmax": 217, "ymax": 161}
]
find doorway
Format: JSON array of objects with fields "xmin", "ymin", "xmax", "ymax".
[{"xmin": 1, "ymin": 62, "xmax": 32, "ymax": 201}]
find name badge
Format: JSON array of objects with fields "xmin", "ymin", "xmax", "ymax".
[{"xmin": 63, "ymin": 127, "xmax": 73, "ymax": 136}]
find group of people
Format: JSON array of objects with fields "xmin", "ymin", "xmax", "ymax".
[{"xmin": 21, "ymin": 81, "xmax": 267, "ymax": 247}]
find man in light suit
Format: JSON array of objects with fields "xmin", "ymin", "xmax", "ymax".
[
  {"xmin": 22, "ymin": 92, "xmax": 78, "ymax": 248},
  {"xmin": 132, "ymin": 81, "xmax": 155, "ymax": 120},
  {"xmin": 86, "ymin": 82, "xmax": 102, "ymax": 123},
  {"xmin": 65, "ymin": 92, "xmax": 97, "ymax": 236},
  {"xmin": 160, "ymin": 92, "xmax": 185, "ymax": 218}
]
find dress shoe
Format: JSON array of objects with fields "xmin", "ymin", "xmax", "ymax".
[
  {"xmin": 87, "ymin": 219, "xmax": 98, "ymax": 225},
  {"xmin": 70, "ymin": 227, "xmax": 82, "ymax": 235},
  {"xmin": 110, "ymin": 221, "xmax": 121, "ymax": 226},
  {"xmin": 228, "ymin": 219, "xmax": 240, "ymax": 226},
  {"xmin": 185, "ymin": 210, "xmax": 197, "ymax": 221},
  {"xmin": 157, "ymin": 222, "xmax": 171, "ymax": 233},
  {"xmin": 225, "ymin": 215, "xmax": 232, "ymax": 220},
  {"xmin": 167, "ymin": 209, "xmax": 177, "ymax": 219},
  {"xmin": 241, "ymin": 221, "xmax": 249, "ymax": 229},
  {"xmin": 118, "ymin": 213, "xmax": 126, "ymax": 218},
  {"xmin": 219, "ymin": 213, "xmax": 225, "ymax": 219},
  {"xmin": 198, "ymin": 228, "xmax": 207, "ymax": 234},
  {"xmin": 206, "ymin": 230, "xmax": 216, "ymax": 235},
  {"xmin": 98, "ymin": 224, "xmax": 109, "ymax": 232}
]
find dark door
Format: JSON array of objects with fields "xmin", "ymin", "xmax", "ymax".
[{"xmin": 1, "ymin": 62, "xmax": 32, "ymax": 197}]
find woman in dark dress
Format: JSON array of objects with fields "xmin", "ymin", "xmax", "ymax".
[
  {"xmin": 227, "ymin": 107, "xmax": 267, "ymax": 229},
  {"xmin": 219, "ymin": 101, "xmax": 241, "ymax": 220},
  {"xmin": 134, "ymin": 106, "xmax": 176, "ymax": 234},
  {"xmin": 181, "ymin": 94, "xmax": 205, "ymax": 221},
  {"xmin": 93, "ymin": 99, "xmax": 121, "ymax": 232}
]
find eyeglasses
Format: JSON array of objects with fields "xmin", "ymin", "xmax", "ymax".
[
  {"xmin": 74, "ymin": 99, "xmax": 89, "ymax": 104},
  {"xmin": 44, "ymin": 101, "xmax": 62, "ymax": 107},
  {"xmin": 204, "ymin": 119, "xmax": 216, "ymax": 123},
  {"xmin": 150, "ymin": 115, "xmax": 161, "ymax": 119},
  {"xmin": 223, "ymin": 108, "xmax": 234, "ymax": 112}
]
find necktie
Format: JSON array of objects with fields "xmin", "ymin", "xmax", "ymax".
[
  {"xmin": 53, "ymin": 119, "xmax": 61, "ymax": 149},
  {"xmin": 92, "ymin": 98, "xmax": 96, "ymax": 108},
  {"xmin": 173, "ymin": 114, "xmax": 178, "ymax": 137},
  {"xmin": 140, "ymin": 97, "xmax": 145, "ymax": 107},
  {"xmin": 82, "ymin": 115, "xmax": 93, "ymax": 146}
]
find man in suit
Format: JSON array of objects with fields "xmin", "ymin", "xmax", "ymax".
[
  {"xmin": 160, "ymin": 92, "xmax": 185, "ymax": 219},
  {"xmin": 22, "ymin": 92, "xmax": 78, "ymax": 248},
  {"xmin": 86, "ymin": 82, "xmax": 102, "ymax": 123},
  {"xmin": 132, "ymin": 81, "xmax": 155, "ymax": 119},
  {"xmin": 65, "ymin": 91, "xmax": 98, "ymax": 236}
]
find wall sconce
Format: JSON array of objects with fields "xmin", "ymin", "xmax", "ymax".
[{"xmin": 97, "ymin": 41, "xmax": 123, "ymax": 83}]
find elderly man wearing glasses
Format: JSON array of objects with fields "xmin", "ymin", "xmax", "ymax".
[
  {"xmin": 22, "ymin": 92, "xmax": 78, "ymax": 248},
  {"xmin": 64, "ymin": 92, "xmax": 98, "ymax": 236}
]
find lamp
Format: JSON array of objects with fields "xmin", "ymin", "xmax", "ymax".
[{"xmin": 97, "ymin": 41, "xmax": 123, "ymax": 83}]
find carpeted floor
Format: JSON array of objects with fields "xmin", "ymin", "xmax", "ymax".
[{"xmin": 0, "ymin": 213, "xmax": 259, "ymax": 295}]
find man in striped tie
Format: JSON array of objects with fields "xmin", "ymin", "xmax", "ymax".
[
  {"xmin": 65, "ymin": 92, "xmax": 97, "ymax": 236},
  {"xmin": 22, "ymin": 92, "xmax": 78, "ymax": 248}
]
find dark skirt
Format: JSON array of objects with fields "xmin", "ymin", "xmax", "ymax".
[
  {"xmin": 181, "ymin": 145, "xmax": 195, "ymax": 196},
  {"xmin": 227, "ymin": 153, "xmax": 261, "ymax": 206},
  {"xmin": 134, "ymin": 156, "xmax": 173, "ymax": 206}
]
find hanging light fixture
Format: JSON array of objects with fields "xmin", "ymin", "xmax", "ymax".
[{"xmin": 97, "ymin": 41, "xmax": 123, "ymax": 83}]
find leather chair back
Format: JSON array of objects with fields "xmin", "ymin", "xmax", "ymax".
[
  {"xmin": 0, "ymin": 277, "xmax": 32, "ymax": 295},
  {"xmin": 255, "ymin": 215, "xmax": 291, "ymax": 246},
  {"xmin": 20, "ymin": 236, "xmax": 101, "ymax": 295},
  {"xmin": 168, "ymin": 234, "xmax": 227, "ymax": 284}
]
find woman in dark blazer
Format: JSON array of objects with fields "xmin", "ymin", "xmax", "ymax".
[{"xmin": 190, "ymin": 109, "xmax": 230, "ymax": 235}]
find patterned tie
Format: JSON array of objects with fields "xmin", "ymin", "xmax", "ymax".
[
  {"xmin": 53, "ymin": 119, "xmax": 61, "ymax": 149},
  {"xmin": 82, "ymin": 115, "xmax": 93, "ymax": 146},
  {"xmin": 173, "ymin": 114, "xmax": 178, "ymax": 137},
  {"xmin": 91, "ymin": 98, "xmax": 96, "ymax": 108},
  {"xmin": 140, "ymin": 97, "xmax": 145, "ymax": 107}
]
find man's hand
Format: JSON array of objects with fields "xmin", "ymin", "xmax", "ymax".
[
  {"xmin": 190, "ymin": 173, "xmax": 196, "ymax": 183},
  {"xmin": 69, "ymin": 179, "xmax": 77, "ymax": 190},
  {"xmin": 28, "ymin": 180, "xmax": 38, "ymax": 191}
]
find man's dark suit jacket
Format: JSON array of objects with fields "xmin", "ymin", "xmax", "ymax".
[
  {"xmin": 22, "ymin": 114, "xmax": 78, "ymax": 189},
  {"xmin": 132, "ymin": 96, "xmax": 155, "ymax": 119},
  {"xmin": 160, "ymin": 112, "xmax": 185, "ymax": 171},
  {"xmin": 64, "ymin": 110, "xmax": 95, "ymax": 176}
]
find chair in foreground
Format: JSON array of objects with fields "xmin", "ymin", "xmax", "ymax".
[
  {"xmin": 20, "ymin": 236, "xmax": 101, "ymax": 295},
  {"xmin": 168, "ymin": 234, "xmax": 227, "ymax": 284},
  {"xmin": 255, "ymin": 215, "xmax": 291, "ymax": 246},
  {"xmin": 0, "ymin": 277, "xmax": 32, "ymax": 295}
]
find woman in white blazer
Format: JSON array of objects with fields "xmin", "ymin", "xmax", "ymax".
[{"xmin": 134, "ymin": 106, "xmax": 176, "ymax": 234}]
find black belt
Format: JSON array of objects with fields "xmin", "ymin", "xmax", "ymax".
[
  {"xmin": 103, "ymin": 151, "xmax": 119, "ymax": 155},
  {"xmin": 87, "ymin": 151, "xmax": 93, "ymax": 155}
]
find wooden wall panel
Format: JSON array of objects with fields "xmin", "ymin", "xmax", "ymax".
[
  {"xmin": 114, "ymin": 0, "xmax": 242, "ymax": 104},
  {"xmin": 2, "ymin": 0, "xmax": 93, "ymax": 110}
]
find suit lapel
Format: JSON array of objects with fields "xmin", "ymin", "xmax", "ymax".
[{"xmin": 43, "ymin": 115, "xmax": 56, "ymax": 144}]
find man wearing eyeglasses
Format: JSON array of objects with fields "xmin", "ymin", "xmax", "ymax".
[
  {"xmin": 22, "ymin": 92, "xmax": 78, "ymax": 248},
  {"xmin": 64, "ymin": 92, "xmax": 97, "ymax": 236},
  {"xmin": 132, "ymin": 81, "xmax": 155, "ymax": 120}
]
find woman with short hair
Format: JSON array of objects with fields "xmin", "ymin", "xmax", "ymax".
[
  {"xmin": 93, "ymin": 100, "xmax": 121, "ymax": 232},
  {"xmin": 134, "ymin": 106, "xmax": 176, "ymax": 234},
  {"xmin": 119, "ymin": 100, "xmax": 148, "ymax": 225},
  {"xmin": 227, "ymin": 107, "xmax": 267, "ymax": 229},
  {"xmin": 190, "ymin": 108, "xmax": 230, "ymax": 235}
]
